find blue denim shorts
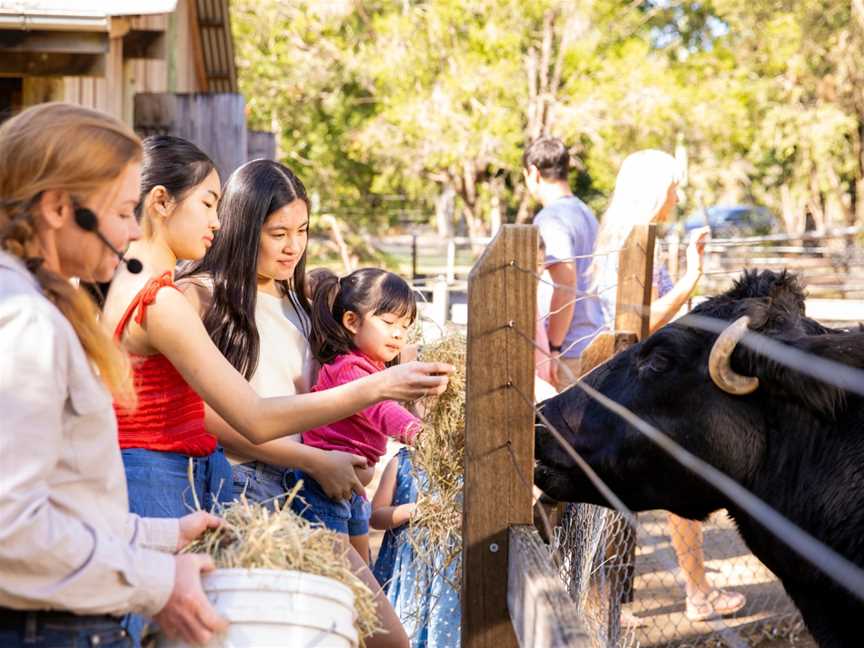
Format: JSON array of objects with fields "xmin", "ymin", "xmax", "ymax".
[
  {"xmin": 120, "ymin": 446, "xmax": 233, "ymax": 646},
  {"xmin": 122, "ymin": 446, "xmax": 234, "ymax": 517},
  {"xmin": 0, "ymin": 610, "xmax": 131, "ymax": 648},
  {"xmin": 293, "ymin": 470, "xmax": 370, "ymax": 536},
  {"xmin": 232, "ymin": 461, "xmax": 293, "ymax": 511}
]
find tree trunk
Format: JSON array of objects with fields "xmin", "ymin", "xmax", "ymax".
[
  {"xmin": 856, "ymin": 121, "xmax": 864, "ymax": 227},
  {"xmin": 462, "ymin": 204, "xmax": 486, "ymax": 253},
  {"xmin": 489, "ymin": 178, "xmax": 502, "ymax": 235},
  {"xmin": 514, "ymin": 186, "xmax": 534, "ymax": 224},
  {"xmin": 435, "ymin": 185, "xmax": 456, "ymax": 238}
]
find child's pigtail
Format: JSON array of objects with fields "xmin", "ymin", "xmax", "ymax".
[{"xmin": 310, "ymin": 269, "xmax": 355, "ymax": 364}]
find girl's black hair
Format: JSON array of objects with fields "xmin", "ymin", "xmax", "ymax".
[
  {"xmin": 311, "ymin": 267, "xmax": 417, "ymax": 365},
  {"xmin": 136, "ymin": 135, "xmax": 215, "ymax": 218},
  {"xmin": 178, "ymin": 159, "xmax": 311, "ymax": 380}
]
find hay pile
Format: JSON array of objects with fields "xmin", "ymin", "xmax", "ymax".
[
  {"xmin": 183, "ymin": 484, "xmax": 381, "ymax": 642},
  {"xmin": 409, "ymin": 333, "xmax": 467, "ymax": 576}
]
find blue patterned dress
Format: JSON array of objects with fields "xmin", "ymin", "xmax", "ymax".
[{"xmin": 372, "ymin": 448, "xmax": 462, "ymax": 648}]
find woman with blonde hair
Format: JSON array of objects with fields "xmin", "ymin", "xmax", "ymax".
[
  {"xmin": 592, "ymin": 148, "xmax": 707, "ymax": 331},
  {"xmin": 0, "ymin": 103, "xmax": 226, "ymax": 647},
  {"xmin": 589, "ymin": 149, "xmax": 745, "ymax": 623}
]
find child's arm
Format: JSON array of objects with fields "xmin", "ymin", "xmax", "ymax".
[
  {"xmin": 330, "ymin": 360, "xmax": 423, "ymax": 445},
  {"xmin": 366, "ymin": 400, "xmax": 422, "ymax": 445},
  {"xmin": 370, "ymin": 455, "xmax": 417, "ymax": 531}
]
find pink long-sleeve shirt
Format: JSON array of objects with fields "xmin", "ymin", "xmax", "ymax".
[{"xmin": 302, "ymin": 351, "xmax": 421, "ymax": 465}]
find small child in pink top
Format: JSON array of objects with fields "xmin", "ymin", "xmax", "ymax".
[{"xmin": 296, "ymin": 267, "xmax": 420, "ymax": 561}]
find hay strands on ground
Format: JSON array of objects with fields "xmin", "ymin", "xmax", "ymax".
[{"xmin": 182, "ymin": 482, "xmax": 382, "ymax": 643}]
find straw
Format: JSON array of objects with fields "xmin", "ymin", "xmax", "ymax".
[
  {"xmin": 183, "ymin": 483, "xmax": 382, "ymax": 643},
  {"xmin": 407, "ymin": 333, "xmax": 467, "ymax": 585}
]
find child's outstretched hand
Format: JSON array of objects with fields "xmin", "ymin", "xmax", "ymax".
[{"xmin": 379, "ymin": 361, "xmax": 454, "ymax": 402}]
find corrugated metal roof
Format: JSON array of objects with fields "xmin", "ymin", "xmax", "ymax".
[
  {"xmin": 194, "ymin": 0, "xmax": 236, "ymax": 93},
  {"xmin": 0, "ymin": 1, "xmax": 177, "ymax": 30}
]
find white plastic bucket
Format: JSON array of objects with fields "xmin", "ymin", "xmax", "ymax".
[{"xmin": 158, "ymin": 568, "xmax": 358, "ymax": 648}]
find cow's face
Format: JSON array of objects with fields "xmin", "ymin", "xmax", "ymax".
[
  {"xmin": 535, "ymin": 322, "xmax": 771, "ymax": 520},
  {"xmin": 534, "ymin": 269, "xmax": 855, "ymax": 521}
]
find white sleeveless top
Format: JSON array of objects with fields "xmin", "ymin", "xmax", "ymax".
[
  {"xmin": 249, "ymin": 291, "xmax": 316, "ymax": 397},
  {"xmin": 227, "ymin": 290, "xmax": 317, "ymax": 464}
]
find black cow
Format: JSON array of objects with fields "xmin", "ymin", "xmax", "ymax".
[{"xmin": 534, "ymin": 270, "xmax": 864, "ymax": 647}]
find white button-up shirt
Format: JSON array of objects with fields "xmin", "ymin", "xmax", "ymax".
[{"xmin": 0, "ymin": 251, "xmax": 177, "ymax": 616}]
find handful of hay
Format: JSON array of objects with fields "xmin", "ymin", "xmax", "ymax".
[
  {"xmin": 409, "ymin": 333, "xmax": 467, "ymax": 575},
  {"xmin": 183, "ymin": 485, "xmax": 381, "ymax": 641}
]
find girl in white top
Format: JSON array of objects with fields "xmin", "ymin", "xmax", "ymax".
[
  {"xmin": 0, "ymin": 103, "xmax": 225, "ymax": 647},
  {"xmin": 178, "ymin": 159, "xmax": 407, "ymax": 648}
]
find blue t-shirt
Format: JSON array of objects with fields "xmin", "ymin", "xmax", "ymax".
[{"xmin": 534, "ymin": 196, "xmax": 604, "ymax": 358}]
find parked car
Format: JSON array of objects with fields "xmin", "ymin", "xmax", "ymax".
[{"xmin": 683, "ymin": 205, "xmax": 777, "ymax": 238}]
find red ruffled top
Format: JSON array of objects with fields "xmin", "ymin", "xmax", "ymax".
[{"xmin": 112, "ymin": 272, "xmax": 215, "ymax": 456}]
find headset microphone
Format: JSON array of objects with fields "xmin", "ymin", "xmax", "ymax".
[{"xmin": 73, "ymin": 207, "xmax": 143, "ymax": 274}]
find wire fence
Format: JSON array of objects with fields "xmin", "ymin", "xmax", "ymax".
[
  {"xmin": 497, "ymin": 239, "xmax": 864, "ymax": 647},
  {"xmin": 658, "ymin": 227, "xmax": 864, "ymax": 300},
  {"xmin": 399, "ymin": 224, "xmax": 864, "ymax": 648}
]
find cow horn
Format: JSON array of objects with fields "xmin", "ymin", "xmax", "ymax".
[{"xmin": 708, "ymin": 316, "xmax": 759, "ymax": 395}]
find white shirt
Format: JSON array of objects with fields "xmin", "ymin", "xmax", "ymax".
[
  {"xmin": 249, "ymin": 291, "xmax": 316, "ymax": 398},
  {"xmin": 0, "ymin": 251, "xmax": 177, "ymax": 616},
  {"xmin": 225, "ymin": 290, "xmax": 317, "ymax": 465}
]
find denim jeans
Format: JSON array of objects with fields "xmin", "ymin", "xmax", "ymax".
[
  {"xmin": 0, "ymin": 611, "xmax": 131, "ymax": 647},
  {"xmin": 293, "ymin": 470, "xmax": 370, "ymax": 536},
  {"xmin": 232, "ymin": 461, "xmax": 293, "ymax": 511},
  {"xmin": 120, "ymin": 447, "xmax": 234, "ymax": 646},
  {"xmin": 122, "ymin": 447, "xmax": 234, "ymax": 518}
]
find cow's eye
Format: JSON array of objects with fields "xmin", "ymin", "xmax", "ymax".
[{"xmin": 640, "ymin": 353, "xmax": 672, "ymax": 374}]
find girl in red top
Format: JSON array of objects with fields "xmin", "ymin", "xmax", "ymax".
[{"xmin": 297, "ymin": 268, "xmax": 421, "ymax": 563}]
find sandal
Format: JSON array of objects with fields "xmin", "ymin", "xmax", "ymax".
[
  {"xmin": 620, "ymin": 609, "xmax": 647, "ymax": 628},
  {"xmin": 686, "ymin": 589, "xmax": 746, "ymax": 622}
]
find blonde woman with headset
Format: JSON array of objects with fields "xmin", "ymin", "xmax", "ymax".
[{"xmin": 0, "ymin": 103, "xmax": 226, "ymax": 647}]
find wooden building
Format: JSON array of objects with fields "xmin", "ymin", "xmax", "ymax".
[{"xmin": 0, "ymin": 0, "xmax": 274, "ymax": 178}]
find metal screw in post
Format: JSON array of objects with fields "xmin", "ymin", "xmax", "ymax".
[{"xmin": 489, "ymin": 542, "xmax": 500, "ymax": 553}]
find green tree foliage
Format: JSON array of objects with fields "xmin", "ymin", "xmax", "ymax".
[{"xmin": 232, "ymin": 0, "xmax": 864, "ymax": 235}]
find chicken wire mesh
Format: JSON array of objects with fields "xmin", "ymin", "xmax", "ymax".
[{"xmin": 551, "ymin": 503, "xmax": 806, "ymax": 647}]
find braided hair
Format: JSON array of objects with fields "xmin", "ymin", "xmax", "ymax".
[{"xmin": 0, "ymin": 103, "xmax": 140, "ymax": 404}]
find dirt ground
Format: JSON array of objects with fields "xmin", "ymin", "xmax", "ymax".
[{"xmin": 572, "ymin": 508, "xmax": 817, "ymax": 647}]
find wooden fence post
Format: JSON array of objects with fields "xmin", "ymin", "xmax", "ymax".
[
  {"xmin": 462, "ymin": 225, "xmax": 538, "ymax": 648},
  {"xmin": 615, "ymin": 224, "xmax": 656, "ymax": 339},
  {"xmin": 605, "ymin": 223, "xmax": 655, "ymax": 642}
]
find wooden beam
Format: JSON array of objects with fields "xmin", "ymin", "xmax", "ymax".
[
  {"xmin": 108, "ymin": 17, "xmax": 131, "ymax": 39},
  {"xmin": 614, "ymin": 224, "xmax": 656, "ymax": 340},
  {"xmin": 463, "ymin": 224, "xmax": 537, "ymax": 648},
  {"xmin": 0, "ymin": 53, "xmax": 104, "ymax": 76},
  {"xmin": 187, "ymin": 0, "xmax": 209, "ymax": 92},
  {"xmin": 507, "ymin": 526, "xmax": 591, "ymax": 648},
  {"xmin": 588, "ymin": 224, "xmax": 655, "ymax": 644},
  {"xmin": 0, "ymin": 29, "xmax": 108, "ymax": 54},
  {"xmin": 123, "ymin": 29, "xmax": 165, "ymax": 59}
]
